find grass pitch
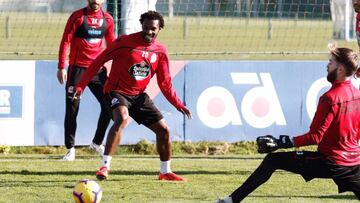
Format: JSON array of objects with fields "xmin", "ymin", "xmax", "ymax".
[{"xmin": 0, "ymin": 154, "xmax": 357, "ymax": 203}]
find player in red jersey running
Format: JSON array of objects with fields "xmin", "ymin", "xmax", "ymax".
[
  {"xmin": 57, "ymin": 0, "xmax": 115, "ymax": 161},
  {"xmin": 217, "ymin": 47, "xmax": 360, "ymax": 203},
  {"xmin": 75, "ymin": 11, "xmax": 192, "ymax": 181}
]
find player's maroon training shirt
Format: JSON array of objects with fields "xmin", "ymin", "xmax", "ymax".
[
  {"xmin": 294, "ymin": 80, "xmax": 360, "ymax": 166},
  {"xmin": 58, "ymin": 7, "xmax": 115, "ymax": 69},
  {"xmin": 76, "ymin": 32, "xmax": 185, "ymax": 110}
]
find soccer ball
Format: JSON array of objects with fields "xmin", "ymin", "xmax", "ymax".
[{"xmin": 72, "ymin": 179, "xmax": 102, "ymax": 203}]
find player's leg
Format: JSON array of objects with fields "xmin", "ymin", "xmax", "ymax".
[
  {"xmin": 63, "ymin": 65, "xmax": 84, "ymax": 161},
  {"xmin": 147, "ymin": 119, "xmax": 185, "ymax": 181},
  {"xmin": 330, "ymin": 163, "xmax": 360, "ymax": 200},
  {"xmin": 228, "ymin": 151, "xmax": 325, "ymax": 202},
  {"xmin": 129, "ymin": 93, "xmax": 184, "ymax": 181},
  {"xmin": 229, "ymin": 152, "xmax": 288, "ymax": 202},
  {"xmin": 104, "ymin": 105, "xmax": 129, "ymax": 156},
  {"xmin": 96, "ymin": 92, "xmax": 131, "ymax": 180},
  {"xmin": 354, "ymin": 191, "xmax": 360, "ymax": 200},
  {"xmin": 148, "ymin": 119, "xmax": 171, "ymax": 161},
  {"xmin": 96, "ymin": 105, "xmax": 129, "ymax": 180},
  {"xmin": 87, "ymin": 68, "xmax": 111, "ymax": 156}
]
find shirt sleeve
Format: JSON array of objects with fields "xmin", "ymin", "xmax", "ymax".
[
  {"xmin": 104, "ymin": 14, "xmax": 115, "ymax": 45},
  {"xmin": 293, "ymin": 95, "xmax": 334, "ymax": 147},
  {"xmin": 58, "ymin": 12, "xmax": 82, "ymax": 69},
  {"xmin": 156, "ymin": 52, "xmax": 185, "ymax": 110},
  {"xmin": 76, "ymin": 38, "xmax": 120, "ymax": 91}
]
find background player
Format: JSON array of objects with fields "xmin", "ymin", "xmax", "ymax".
[
  {"xmin": 354, "ymin": 0, "xmax": 360, "ymax": 50},
  {"xmin": 74, "ymin": 11, "xmax": 192, "ymax": 181},
  {"xmin": 57, "ymin": 0, "xmax": 115, "ymax": 161},
  {"xmin": 217, "ymin": 47, "xmax": 360, "ymax": 202}
]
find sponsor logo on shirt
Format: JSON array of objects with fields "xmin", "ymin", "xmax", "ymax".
[{"xmin": 129, "ymin": 61, "xmax": 151, "ymax": 80}]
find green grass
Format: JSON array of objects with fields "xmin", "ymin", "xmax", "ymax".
[
  {"xmin": 0, "ymin": 154, "xmax": 357, "ymax": 203},
  {"xmin": 0, "ymin": 12, "xmax": 357, "ymax": 60}
]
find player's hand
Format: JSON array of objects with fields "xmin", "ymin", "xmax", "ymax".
[
  {"xmin": 177, "ymin": 106, "xmax": 192, "ymax": 119},
  {"xmin": 72, "ymin": 87, "xmax": 83, "ymax": 101},
  {"xmin": 57, "ymin": 69, "xmax": 67, "ymax": 84},
  {"xmin": 256, "ymin": 135, "xmax": 293, "ymax": 154}
]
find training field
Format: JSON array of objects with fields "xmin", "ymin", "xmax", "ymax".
[
  {"xmin": 0, "ymin": 13, "xmax": 358, "ymax": 60},
  {"xmin": 1, "ymin": 6, "xmax": 359, "ymax": 203},
  {"xmin": 0, "ymin": 154, "xmax": 357, "ymax": 203}
]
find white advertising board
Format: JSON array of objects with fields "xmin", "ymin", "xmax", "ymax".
[{"xmin": 0, "ymin": 61, "xmax": 35, "ymax": 145}]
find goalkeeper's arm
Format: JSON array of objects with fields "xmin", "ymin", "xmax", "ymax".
[{"xmin": 256, "ymin": 135, "xmax": 294, "ymax": 154}]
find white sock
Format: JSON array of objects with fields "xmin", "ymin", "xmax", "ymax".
[
  {"xmin": 102, "ymin": 155, "xmax": 112, "ymax": 170},
  {"xmin": 68, "ymin": 147, "xmax": 75, "ymax": 153},
  {"xmin": 223, "ymin": 196, "xmax": 233, "ymax": 203},
  {"xmin": 160, "ymin": 160, "xmax": 171, "ymax": 174}
]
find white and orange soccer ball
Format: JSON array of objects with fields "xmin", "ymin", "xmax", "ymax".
[{"xmin": 72, "ymin": 179, "xmax": 102, "ymax": 203}]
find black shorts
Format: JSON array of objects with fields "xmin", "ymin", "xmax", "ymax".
[
  {"xmin": 106, "ymin": 91, "xmax": 163, "ymax": 127},
  {"xmin": 271, "ymin": 151, "xmax": 360, "ymax": 193},
  {"xmin": 66, "ymin": 65, "xmax": 107, "ymax": 99}
]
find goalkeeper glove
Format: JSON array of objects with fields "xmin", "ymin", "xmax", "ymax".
[{"xmin": 256, "ymin": 135, "xmax": 294, "ymax": 154}]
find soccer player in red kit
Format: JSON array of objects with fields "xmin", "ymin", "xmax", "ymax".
[
  {"xmin": 217, "ymin": 47, "xmax": 360, "ymax": 203},
  {"xmin": 74, "ymin": 11, "xmax": 192, "ymax": 181},
  {"xmin": 57, "ymin": 0, "xmax": 115, "ymax": 161}
]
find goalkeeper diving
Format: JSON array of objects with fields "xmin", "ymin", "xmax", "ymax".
[{"xmin": 217, "ymin": 47, "xmax": 360, "ymax": 202}]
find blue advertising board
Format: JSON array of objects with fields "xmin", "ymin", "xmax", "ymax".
[
  {"xmin": 184, "ymin": 61, "xmax": 331, "ymax": 142},
  {"xmin": 0, "ymin": 86, "xmax": 23, "ymax": 118},
  {"xmin": 34, "ymin": 61, "xmax": 185, "ymax": 145},
  {"xmin": 2, "ymin": 60, "xmax": 352, "ymax": 145}
]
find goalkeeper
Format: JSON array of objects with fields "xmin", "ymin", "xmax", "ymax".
[{"xmin": 217, "ymin": 47, "xmax": 360, "ymax": 203}]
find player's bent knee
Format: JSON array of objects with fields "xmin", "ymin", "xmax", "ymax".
[
  {"xmin": 156, "ymin": 126, "xmax": 170, "ymax": 140},
  {"xmin": 162, "ymin": 126, "xmax": 171, "ymax": 136},
  {"xmin": 112, "ymin": 117, "xmax": 127, "ymax": 129}
]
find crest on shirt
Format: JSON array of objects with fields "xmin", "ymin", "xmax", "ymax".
[
  {"xmin": 129, "ymin": 61, "xmax": 151, "ymax": 80},
  {"xmin": 150, "ymin": 53, "xmax": 157, "ymax": 63}
]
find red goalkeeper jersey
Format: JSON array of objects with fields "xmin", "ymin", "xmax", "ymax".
[
  {"xmin": 58, "ymin": 7, "xmax": 115, "ymax": 69},
  {"xmin": 294, "ymin": 80, "xmax": 360, "ymax": 166},
  {"xmin": 77, "ymin": 32, "xmax": 185, "ymax": 109}
]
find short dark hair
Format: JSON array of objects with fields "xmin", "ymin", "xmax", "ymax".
[
  {"xmin": 331, "ymin": 47, "xmax": 358, "ymax": 76},
  {"xmin": 139, "ymin": 11, "xmax": 165, "ymax": 29}
]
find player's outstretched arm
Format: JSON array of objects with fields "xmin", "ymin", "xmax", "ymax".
[
  {"xmin": 177, "ymin": 106, "xmax": 192, "ymax": 119},
  {"xmin": 256, "ymin": 135, "xmax": 293, "ymax": 153}
]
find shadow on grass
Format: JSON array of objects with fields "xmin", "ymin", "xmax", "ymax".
[
  {"xmin": 0, "ymin": 155, "xmax": 264, "ymax": 160},
  {"xmin": 172, "ymin": 156, "xmax": 263, "ymax": 160},
  {"xmin": 251, "ymin": 194, "xmax": 357, "ymax": 200},
  {"xmin": 0, "ymin": 169, "xmax": 252, "ymax": 176},
  {"xmin": 48, "ymin": 155, "xmax": 264, "ymax": 160}
]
